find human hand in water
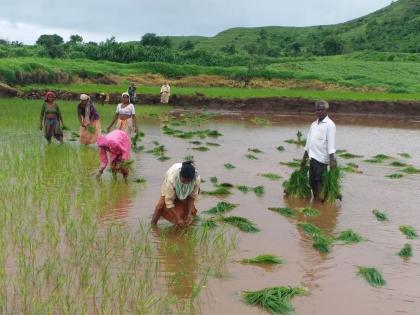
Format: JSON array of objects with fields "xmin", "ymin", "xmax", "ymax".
[{"xmin": 96, "ymin": 168, "xmax": 104, "ymax": 178}]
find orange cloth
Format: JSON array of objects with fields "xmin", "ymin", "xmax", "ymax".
[{"xmin": 155, "ymin": 196, "xmax": 197, "ymax": 225}]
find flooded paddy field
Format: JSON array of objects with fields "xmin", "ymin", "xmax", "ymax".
[{"xmin": 1, "ymin": 99, "xmax": 419, "ymax": 314}]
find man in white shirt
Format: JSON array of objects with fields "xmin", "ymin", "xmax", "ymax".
[
  {"xmin": 160, "ymin": 81, "xmax": 171, "ymax": 103},
  {"xmin": 301, "ymin": 100, "xmax": 337, "ymax": 200}
]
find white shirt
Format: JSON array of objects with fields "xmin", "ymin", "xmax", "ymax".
[
  {"xmin": 160, "ymin": 85, "xmax": 170, "ymax": 94},
  {"xmin": 116, "ymin": 103, "xmax": 135, "ymax": 115},
  {"xmin": 305, "ymin": 116, "xmax": 336, "ymax": 164}
]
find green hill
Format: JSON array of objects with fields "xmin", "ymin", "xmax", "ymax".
[{"xmin": 171, "ymin": 0, "xmax": 420, "ymax": 55}]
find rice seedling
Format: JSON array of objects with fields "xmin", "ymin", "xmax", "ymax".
[
  {"xmin": 385, "ymin": 173, "xmax": 404, "ymax": 179},
  {"xmin": 268, "ymin": 207, "xmax": 296, "ymax": 218},
  {"xmin": 224, "ymin": 163, "xmax": 236, "ymax": 169},
  {"xmin": 241, "ymin": 286, "xmax": 308, "ymax": 315},
  {"xmin": 401, "ymin": 166, "xmax": 420, "ymax": 174},
  {"xmin": 189, "ymin": 140, "xmax": 202, "ymax": 145},
  {"xmin": 206, "ymin": 142, "xmax": 220, "ymax": 146},
  {"xmin": 157, "ymin": 155, "xmax": 171, "ymax": 161},
  {"xmin": 297, "ymin": 207, "xmax": 320, "ymax": 217},
  {"xmin": 204, "ymin": 202, "xmax": 238, "ymax": 215},
  {"xmin": 253, "ymin": 186, "xmax": 265, "ymax": 196},
  {"xmin": 192, "ymin": 146, "xmax": 210, "ymax": 152},
  {"xmin": 373, "ymin": 154, "xmax": 392, "ymax": 160},
  {"xmin": 237, "ymin": 185, "xmax": 253, "ymax": 193},
  {"xmin": 336, "ymin": 149, "xmax": 347, "ymax": 154},
  {"xmin": 201, "ymin": 220, "xmax": 217, "ymax": 229},
  {"xmin": 251, "ymin": 116, "xmax": 270, "ymax": 125},
  {"xmin": 276, "ymin": 146, "xmax": 285, "ymax": 152},
  {"xmin": 399, "ymin": 225, "xmax": 418, "ymax": 239},
  {"xmin": 210, "ymin": 176, "xmax": 218, "ymax": 184},
  {"xmin": 397, "ymin": 244, "xmax": 412, "ymax": 258},
  {"xmin": 283, "ymin": 166, "xmax": 311, "ymax": 199},
  {"xmin": 335, "ymin": 229, "xmax": 364, "ymax": 244},
  {"xmin": 219, "ymin": 182, "xmax": 234, "ymax": 188},
  {"xmin": 260, "ymin": 173, "xmax": 282, "ymax": 180},
  {"xmin": 131, "ymin": 131, "xmax": 143, "ymax": 148},
  {"xmin": 321, "ymin": 167, "xmax": 342, "ymax": 203},
  {"xmin": 357, "ymin": 267, "xmax": 386, "ymax": 287},
  {"xmin": 246, "ymin": 154, "xmax": 258, "ymax": 160},
  {"xmin": 202, "ymin": 186, "xmax": 232, "ymax": 196},
  {"xmin": 297, "ymin": 222, "xmax": 321, "ymax": 236},
  {"xmin": 184, "ymin": 155, "xmax": 194, "ymax": 161},
  {"xmin": 284, "ymin": 131, "xmax": 306, "ymax": 146},
  {"xmin": 398, "ymin": 153, "xmax": 411, "ymax": 158},
  {"xmin": 221, "ymin": 216, "xmax": 260, "ymax": 233},
  {"xmin": 280, "ymin": 161, "xmax": 300, "ymax": 168},
  {"xmin": 340, "ymin": 163, "xmax": 362, "ymax": 174},
  {"xmin": 312, "ymin": 233, "xmax": 332, "ymax": 254},
  {"xmin": 338, "ymin": 152, "xmax": 364, "ymax": 159},
  {"xmin": 241, "ymin": 254, "xmax": 283, "ymax": 265},
  {"xmin": 389, "ymin": 161, "xmax": 409, "ymax": 167},
  {"xmin": 134, "ymin": 177, "xmax": 147, "ymax": 184},
  {"xmin": 248, "ymin": 148, "xmax": 263, "ymax": 154},
  {"xmin": 372, "ymin": 209, "xmax": 389, "ymax": 221}
]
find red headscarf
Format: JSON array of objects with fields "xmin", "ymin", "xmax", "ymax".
[{"xmin": 44, "ymin": 91, "xmax": 56, "ymax": 101}]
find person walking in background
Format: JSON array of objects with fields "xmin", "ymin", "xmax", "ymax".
[
  {"xmin": 107, "ymin": 92, "xmax": 138, "ymax": 135},
  {"xmin": 300, "ymin": 100, "xmax": 337, "ymax": 200},
  {"xmin": 39, "ymin": 91, "xmax": 64, "ymax": 144},
  {"xmin": 78, "ymin": 94, "xmax": 101, "ymax": 145},
  {"xmin": 96, "ymin": 130, "xmax": 132, "ymax": 179},
  {"xmin": 151, "ymin": 161, "xmax": 201, "ymax": 226},
  {"xmin": 160, "ymin": 81, "xmax": 171, "ymax": 104},
  {"xmin": 128, "ymin": 82, "xmax": 137, "ymax": 104}
]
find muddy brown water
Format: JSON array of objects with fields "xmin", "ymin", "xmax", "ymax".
[{"xmin": 101, "ymin": 114, "xmax": 420, "ymax": 315}]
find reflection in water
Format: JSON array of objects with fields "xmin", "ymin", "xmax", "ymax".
[{"xmin": 99, "ymin": 181, "xmax": 135, "ymax": 221}]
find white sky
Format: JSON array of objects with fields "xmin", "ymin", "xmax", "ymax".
[{"xmin": 0, "ymin": 0, "xmax": 393, "ymax": 43}]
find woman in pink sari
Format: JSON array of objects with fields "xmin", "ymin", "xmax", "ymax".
[{"xmin": 96, "ymin": 130, "xmax": 132, "ymax": 179}]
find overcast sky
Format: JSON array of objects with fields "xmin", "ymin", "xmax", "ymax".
[{"xmin": 0, "ymin": 0, "xmax": 393, "ymax": 43}]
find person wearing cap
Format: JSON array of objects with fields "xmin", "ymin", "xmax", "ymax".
[
  {"xmin": 151, "ymin": 161, "xmax": 201, "ymax": 226},
  {"xmin": 107, "ymin": 92, "xmax": 138, "ymax": 135},
  {"xmin": 39, "ymin": 91, "xmax": 64, "ymax": 144},
  {"xmin": 160, "ymin": 81, "xmax": 171, "ymax": 104},
  {"xmin": 78, "ymin": 94, "xmax": 101, "ymax": 145},
  {"xmin": 300, "ymin": 100, "xmax": 337, "ymax": 200},
  {"xmin": 96, "ymin": 130, "xmax": 132, "ymax": 179}
]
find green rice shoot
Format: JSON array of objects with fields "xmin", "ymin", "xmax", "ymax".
[
  {"xmin": 202, "ymin": 186, "xmax": 231, "ymax": 196},
  {"xmin": 320, "ymin": 167, "xmax": 342, "ymax": 203},
  {"xmin": 237, "ymin": 185, "xmax": 253, "ymax": 193},
  {"xmin": 224, "ymin": 163, "xmax": 236, "ymax": 169},
  {"xmin": 210, "ymin": 176, "xmax": 218, "ymax": 184},
  {"xmin": 280, "ymin": 161, "xmax": 301, "ymax": 168},
  {"xmin": 397, "ymin": 244, "xmax": 412, "ymax": 258},
  {"xmin": 399, "ymin": 225, "xmax": 418, "ymax": 239},
  {"xmin": 335, "ymin": 229, "xmax": 364, "ymax": 244},
  {"xmin": 298, "ymin": 207, "xmax": 320, "ymax": 217},
  {"xmin": 192, "ymin": 146, "xmax": 210, "ymax": 152},
  {"xmin": 385, "ymin": 173, "xmax": 405, "ymax": 179},
  {"xmin": 372, "ymin": 209, "xmax": 389, "ymax": 221},
  {"xmin": 242, "ymin": 286, "xmax": 308, "ymax": 315},
  {"xmin": 204, "ymin": 202, "xmax": 238, "ymax": 215},
  {"xmin": 268, "ymin": 207, "xmax": 296, "ymax": 218},
  {"xmin": 401, "ymin": 166, "xmax": 420, "ymax": 174},
  {"xmin": 260, "ymin": 173, "xmax": 282, "ymax": 180},
  {"xmin": 338, "ymin": 152, "xmax": 363, "ymax": 159},
  {"xmin": 221, "ymin": 216, "xmax": 260, "ymax": 233},
  {"xmin": 201, "ymin": 219, "xmax": 217, "ymax": 229},
  {"xmin": 283, "ymin": 166, "xmax": 311, "ymax": 199},
  {"xmin": 389, "ymin": 161, "xmax": 409, "ymax": 167},
  {"xmin": 312, "ymin": 233, "xmax": 332, "ymax": 254},
  {"xmin": 297, "ymin": 222, "xmax": 321, "ymax": 236},
  {"xmin": 241, "ymin": 254, "xmax": 283, "ymax": 265},
  {"xmin": 253, "ymin": 186, "xmax": 265, "ymax": 196},
  {"xmin": 357, "ymin": 267, "xmax": 386, "ymax": 287},
  {"xmin": 248, "ymin": 148, "xmax": 263, "ymax": 154},
  {"xmin": 398, "ymin": 153, "xmax": 411, "ymax": 158},
  {"xmin": 276, "ymin": 146, "xmax": 285, "ymax": 152},
  {"xmin": 246, "ymin": 154, "xmax": 258, "ymax": 160}
]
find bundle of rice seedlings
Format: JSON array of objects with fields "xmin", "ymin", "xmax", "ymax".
[
  {"xmin": 260, "ymin": 173, "xmax": 282, "ymax": 181},
  {"xmin": 397, "ymin": 244, "xmax": 412, "ymax": 258},
  {"xmin": 389, "ymin": 161, "xmax": 408, "ymax": 167},
  {"xmin": 401, "ymin": 166, "xmax": 420, "ymax": 174},
  {"xmin": 338, "ymin": 152, "xmax": 363, "ymax": 159},
  {"xmin": 312, "ymin": 233, "xmax": 332, "ymax": 254},
  {"xmin": 280, "ymin": 161, "xmax": 300, "ymax": 168},
  {"xmin": 219, "ymin": 182, "xmax": 234, "ymax": 188},
  {"xmin": 372, "ymin": 209, "xmax": 388, "ymax": 221},
  {"xmin": 157, "ymin": 155, "xmax": 170, "ymax": 162},
  {"xmin": 297, "ymin": 222, "xmax": 321, "ymax": 236},
  {"xmin": 284, "ymin": 131, "xmax": 306, "ymax": 146},
  {"xmin": 246, "ymin": 154, "xmax": 258, "ymax": 160},
  {"xmin": 335, "ymin": 229, "xmax": 363, "ymax": 244},
  {"xmin": 189, "ymin": 140, "xmax": 202, "ymax": 145},
  {"xmin": 206, "ymin": 130, "xmax": 223, "ymax": 137},
  {"xmin": 152, "ymin": 140, "xmax": 160, "ymax": 146},
  {"xmin": 222, "ymin": 216, "xmax": 260, "ymax": 233},
  {"xmin": 248, "ymin": 148, "xmax": 263, "ymax": 154},
  {"xmin": 340, "ymin": 163, "xmax": 362, "ymax": 174},
  {"xmin": 282, "ymin": 166, "xmax": 311, "ymax": 199},
  {"xmin": 276, "ymin": 146, "xmax": 285, "ymax": 152},
  {"xmin": 204, "ymin": 201, "xmax": 238, "ymax": 215},
  {"xmin": 336, "ymin": 149, "xmax": 347, "ymax": 154},
  {"xmin": 224, "ymin": 163, "xmax": 236, "ymax": 169},
  {"xmin": 242, "ymin": 286, "xmax": 308, "ymax": 315},
  {"xmin": 386, "ymin": 173, "xmax": 404, "ymax": 179},
  {"xmin": 251, "ymin": 116, "xmax": 270, "ymax": 125},
  {"xmin": 365, "ymin": 154, "xmax": 392, "ymax": 164},
  {"xmin": 119, "ymin": 159, "xmax": 134, "ymax": 172},
  {"xmin": 237, "ymin": 185, "xmax": 253, "ymax": 193},
  {"xmin": 184, "ymin": 155, "xmax": 194, "ymax": 161},
  {"xmin": 210, "ymin": 176, "xmax": 218, "ymax": 184},
  {"xmin": 253, "ymin": 186, "xmax": 265, "ymax": 196},
  {"xmin": 241, "ymin": 254, "xmax": 283, "ymax": 265},
  {"xmin": 134, "ymin": 145, "xmax": 145, "ymax": 152},
  {"xmin": 134, "ymin": 177, "xmax": 147, "ymax": 184},
  {"xmin": 145, "ymin": 145, "xmax": 166, "ymax": 156},
  {"xmin": 206, "ymin": 142, "xmax": 220, "ymax": 146},
  {"xmin": 298, "ymin": 207, "xmax": 320, "ymax": 217},
  {"xmin": 357, "ymin": 267, "xmax": 386, "ymax": 287},
  {"xmin": 192, "ymin": 146, "xmax": 209, "ymax": 152},
  {"xmin": 268, "ymin": 207, "xmax": 296, "ymax": 218},
  {"xmin": 398, "ymin": 153, "xmax": 411, "ymax": 158},
  {"xmin": 202, "ymin": 186, "xmax": 232, "ymax": 196},
  {"xmin": 201, "ymin": 219, "xmax": 217, "ymax": 229},
  {"xmin": 320, "ymin": 167, "xmax": 342, "ymax": 203},
  {"xmin": 399, "ymin": 225, "xmax": 418, "ymax": 239}
]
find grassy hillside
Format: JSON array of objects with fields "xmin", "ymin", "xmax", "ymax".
[{"xmin": 171, "ymin": 0, "xmax": 420, "ymax": 55}]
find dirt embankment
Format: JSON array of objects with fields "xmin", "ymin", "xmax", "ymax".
[
  {"xmin": 0, "ymin": 82, "xmax": 18, "ymax": 97},
  {"xmin": 20, "ymin": 89, "xmax": 420, "ymax": 118}
]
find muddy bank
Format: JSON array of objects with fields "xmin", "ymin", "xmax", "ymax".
[{"xmin": 20, "ymin": 89, "xmax": 420, "ymax": 118}]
